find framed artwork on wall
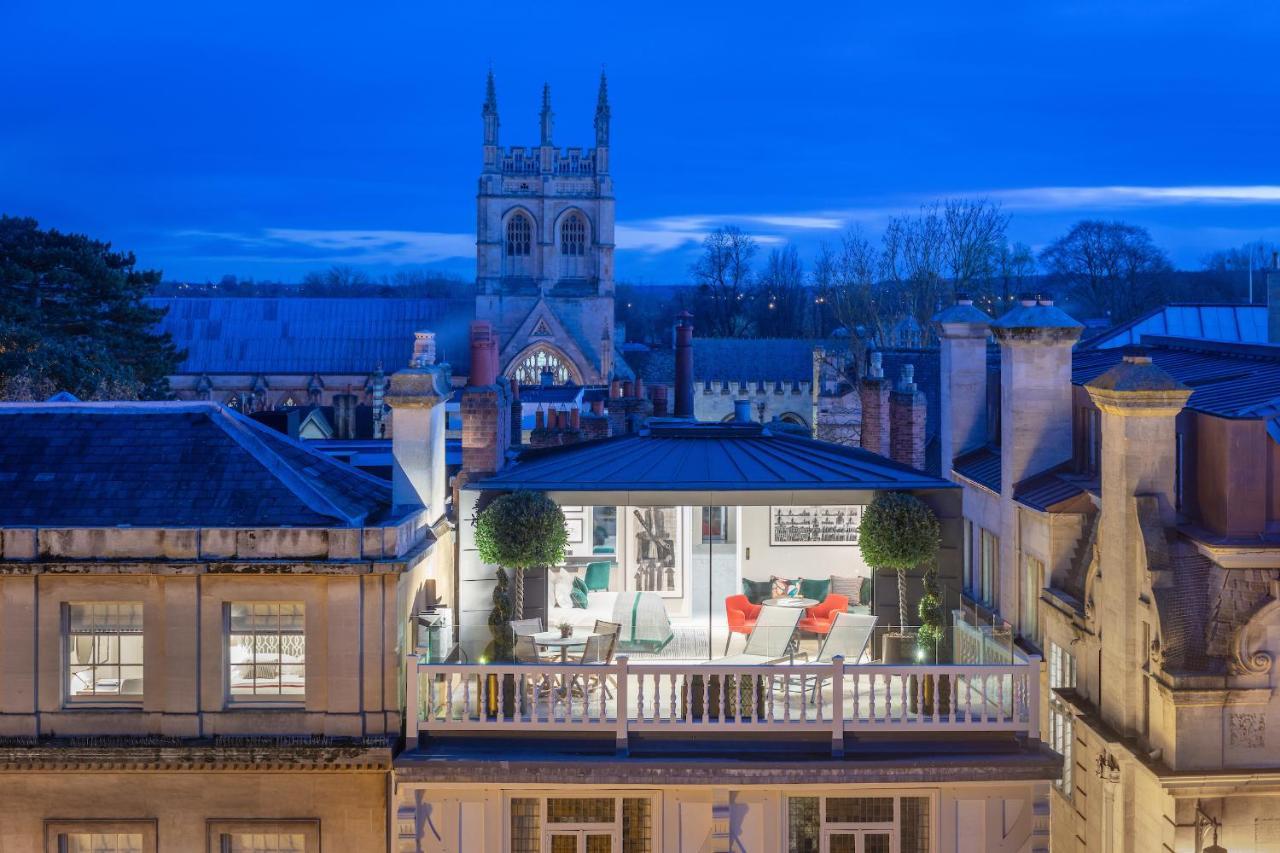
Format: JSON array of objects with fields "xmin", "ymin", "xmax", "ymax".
[
  {"xmin": 625, "ymin": 506, "xmax": 683, "ymax": 598},
  {"xmin": 769, "ymin": 505, "xmax": 862, "ymax": 546},
  {"xmin": 564, "ymin": 517, "xmax": 585, "ymax": 544}
]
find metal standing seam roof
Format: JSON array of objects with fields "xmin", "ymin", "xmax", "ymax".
[
  {"xmin": 1071, "ymin": 337, "xmax": 1280, "ymax": 418},
  {"xmin": 0, "ymin": 402, "xmax": 394, "ymax": 528},
  {"xmin": 952, "ymin": 446, "xmax": 1001, "ymax": 493},
  {"xmin": 1079, "ymin": 304, "xmax": 1268, "ymax": 350},
  {"xmin": 148, "ymin": 297, "xmax": 476, "ymax": 374},
  {"xmin": 474, "ymin": 421, "xmax": 953, "ymax": 492}
]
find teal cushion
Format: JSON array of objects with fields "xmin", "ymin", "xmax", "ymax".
[
  {"xmin": 741, "ymin": 578, "xmax": 771, "ymax": 605},
  {"xmin": 584, "ymin": 561, "xmax": 612, "ymax": 592},
  {"xmin": 799, "ymin": 577, "xmax": 831, "ymax": 601},
  {"xmin": 860, "ymin": 577, "xmax": 873, "ymax": 606},
  {"xmin": 570, "ymin": 577, "xmax": 589, "ymax": 609},
  {"xmin": 592, "ymin": 545, "xmax": 615, "ymax": 555}
]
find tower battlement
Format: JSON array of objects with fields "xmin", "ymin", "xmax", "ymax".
[{"xmin": 497, "ymin": 146, "xmax": 601, "ymax": 177}]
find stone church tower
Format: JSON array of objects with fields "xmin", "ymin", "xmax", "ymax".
[{"xmin": 475, "ymin": 71, "xmax": 617, "ymax": 386}]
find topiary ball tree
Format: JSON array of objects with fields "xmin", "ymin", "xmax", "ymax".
[
  {"xmin": 475, "ymin": 490, "xmax": 568, "ymax": 622},
  {"xmin": 859, "ymin": 491, "xmax": 940, "ymax": 633}
]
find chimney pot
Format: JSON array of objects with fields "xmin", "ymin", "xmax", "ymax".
[
  {"xmin": 570, "ymin": 408, "xmax": 580, "ymax": 429},
  {"xmin": 733, "ymin": 399, "xmax": 752, "ymax": 423},
  {"xmin": 591, "ymin": 399, "xmax": 604, "ymax": 415},
  {"xmin": 868, "ymin": 351, "xmax": 884, "ymax": 379},
  {"xmin": 674, "ymin": 313, "xmax": 695, "ymax": 418},
  {"xmin": 468, "ymin": 322, "xmax": 497, "ymax": 386},
  {"xmin": 411, "ymin": 331, "xmax": 437, "ymax": 367},
  {"xmin": 535, "ymin": 409, "xmax": 546, "ymax": 429}
]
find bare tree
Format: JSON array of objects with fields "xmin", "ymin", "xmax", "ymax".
[
  {"xmin": 992, "ymin": 239, "xmax": 1036, "ymax": 314},
  {"xmin": 690, "ymin": 226, "xmax": 757, "ymax": 337},
  {"xmin": 880, "ymin": 206, "xmax": 946, "ymax": 344},
  {"xmin": 1039, "ymin": 220, "xmax": 1172, "ymax": 320},
  {"xmin": 943, "ymin": 199, "xmax": 1010, "ymax": 299},
  {"xmin": 752, "ymin": 245, "xmax": 806, "ymax": 336},
  {"xmin": 827, "ymin": 227, "xmax": 895, "ymax": 346}
]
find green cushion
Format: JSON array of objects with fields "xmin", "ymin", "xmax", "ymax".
[
  {"xmin": 860, "ymin": 577, "xmax": 873, "ymax": 606},
  {"xmin": 592, "ymin": 545, "xmax": 615, "ymax": 555},
  {"xmin": 741, "ymin": 578, "xmax": 771, "ymax": 605},
  {"xmin": 584, "ymin": 561, "xmax": 612, "ymax": 592},
  {"xmin": 799, "ymin": 577, "xmax": 831, "ymax": 601},
  {"xmin": 570, "ymin": 576, "xmax": 589, "ymax": 609}
]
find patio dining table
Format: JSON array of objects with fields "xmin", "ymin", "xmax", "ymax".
[
  {"xmin": 762, "ymin": 596, "xmax": 819, "ymax": 609},
  {"xmin": 532, "ymin": 630, "xmax": 598, "ymax": 663}
]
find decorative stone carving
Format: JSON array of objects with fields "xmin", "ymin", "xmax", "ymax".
[
  {"xmin": 1230, "ymin": 712, "xmax": 1265, "ymax": 748},
  {"xmin": 1229, "ymin": 584, "xmax": 1280, "ymax": 676}
]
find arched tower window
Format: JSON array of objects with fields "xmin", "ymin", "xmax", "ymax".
[
  {"xmin": 506, "ymin": 213, "xmax": 532, "ymax": 257},
  {"xmin": 560, "ymin": 214, "xmax": 586, "ymax": 256},
  {"xmin": 510, "ymin": 345, "xmax": 580, "ymax": 386}
]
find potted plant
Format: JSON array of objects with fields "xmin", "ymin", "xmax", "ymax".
[
  {"xmin": 915, "ymin": 565, "xmax": 951, "ymax": 714},
  {"xmin": 475, "ymin": 490, "xmax": 569, "ymax": 630},
  {"xmin": 484, "ymin": 567, "xmax": 513, "ymax": 717},
  {"xmin": 858, "ymin": 491, "xmax": 940, "ymax": 665},
  {"xmin": 557, "ymin": 621, "xmax": 574, "ymax": 639}
]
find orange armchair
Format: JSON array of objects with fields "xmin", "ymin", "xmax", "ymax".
[
  {"xmin": 724, "ymin": 594, "xmax": 762, "ymax": 655},
  {"xmin": 799, "ymin": 594, "xmax": 849, "ymax": 635}
]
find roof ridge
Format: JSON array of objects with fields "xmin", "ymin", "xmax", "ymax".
[{"xmin": 210, "ymin": 407, "xmax": 368, "ymax": 526}]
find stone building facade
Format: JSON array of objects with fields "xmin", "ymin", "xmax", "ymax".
[{"xmin": 937, "ymin": 285, "xmax": 1280, "ymax": 852}]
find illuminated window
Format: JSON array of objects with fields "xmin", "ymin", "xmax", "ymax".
[
  {"xmin": 65, "ymin": 602, "xmax": 144, "ymax": 701},
  {"xmin": 512, "ymin": 347, "xmax": 574, "ymax": 386},
  {"xmin": 227, "ymin": 603, "xmax": 305, "ymax": 700},
  {"xmin": 560, "ymin": 214, "xmax": 586, "ymax": 256},
  {"xmin": 208, "ymin": 822, "xmax": 318, "ymax": 853},
  {"xmin": 46, "ymin": 821, "xmax": 156, "ymax": 853},
  {"xmin": 506, "ymin": 213, "xmax": 533, "ymax": 256}
]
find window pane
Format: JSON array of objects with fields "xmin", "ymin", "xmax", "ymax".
[
  {"xmin": 586, "ymin": 836, "xmax": 612, "ymax": 853},
  {"xmin": 66, "ymin": 602, "xmax": 144, "ymax": 699},
  {"xmin": 550, "ymin": 837, "xmax": 576, "ymax": 853},
  {"xmin": 227, "ymin": 833, "xmax": 306, "ymax": 852},
  {"xmin": 510, "ymin": 798, "xmax": 540, "ymax": 853},
  {"xmin": 63, "ymin": 834, "xmax": 144, "ymax": 853},
  {"xmin": 622, "ymin": 798, "xmax": 652, "ymax": 853},
  {"xmin": 547, "ymin": 797, "xmax": 615, "ymax": 824},
  {"xmin": 227, "ymin": 603, "xmax": 305, "ymax": 698},
  {"xmin": 825, "ymin": 797, "xmax": 894, "ymax": 824},
  {"xmin": 786, "ymin": 797, "xmax": 819, "ymax": 853},
  {"xmin": 827, "ymin": 836, "xmax": 857, "ymax": 853},
  {"xmin": 900, "ymin": 797, "xmax": 931, "ymax": 853}
]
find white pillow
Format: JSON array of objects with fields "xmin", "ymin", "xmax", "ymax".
[{"xmin": 551, "ymin": 570, "xmax": 574, "ymax": 609}]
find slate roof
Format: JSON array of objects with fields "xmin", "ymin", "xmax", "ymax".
[
  {"xmin": 1013, "ymin": 466, "xmax": 1089, "ymax": 512},
  {"xmin": 475, "ymin": 420, "xmax": 954, "ymax": 493},
  {"xmin": 1080, "ymin": 304, "xmax": 1267, "ymax": 350},
  {"xmin": 149, "ymin": 297, "xmax": 475, "ymax": 374},
  {"xmin": 953, "ymin": 446, "xmax": 1001, "ymax": 493},
  {"xmin": 1072, "ymin": 336, "xmax": 1280, "ymax": 418},
  {"xmin": 629, "ymin": 338, "xmax": 857, "ymax": 385},
  {"xmin": 0, "ymin": 402, "xmax": 394, "ymax": 528}
]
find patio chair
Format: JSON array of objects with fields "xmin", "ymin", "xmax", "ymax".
[
  {"xmin": 715, "ymin": 604, "xmax": 803, "ymax": 665},
  {"xmin": 511, "ymin": 618, "xmax": 556, "ymax": 662},
  {"xmin": 798, "ymin": 594, "xmax": 850, "ymax": 636},
  {"xmin": 593, "ymin": 619, "xmax": 622, "ymax": 640},
  {"xmin": 723, "ymin": 594, "xmax": 762, "ymax": 655},
  {"xmin": 570, "ymin": 633, "xmax": 614, "ymax": 699},
  {"xmin": 808, "ymin": 611, "xmax": 877, "ymax": 703},
  {"xmin": 514, "ymin": 635, "xmax": 556, "ymax": 708}
]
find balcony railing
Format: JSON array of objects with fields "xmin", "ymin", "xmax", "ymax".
[{"xmin": 405, "ymin": 655, "xmax": 1040, "ymax": 755}]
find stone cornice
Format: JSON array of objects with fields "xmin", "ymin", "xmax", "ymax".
[
  {"xmin": 1084, "ymin": 386, "xmax": 1193, "ymax": 417},
  {"xmin": 0, "ymin": 742, "xmax": 392, "ymax": 772}
]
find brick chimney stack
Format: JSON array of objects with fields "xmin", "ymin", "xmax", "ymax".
[
  {"xmin": 858, "ymin": 351, "xmax": 891, "ymax": 457},
  {"xmin": 461, "ymin": 321, "xmax": 512, "ymax": 476},
  {"xmin": 889, "ymin": 365, "xmax": 927, "ymax": 470},
  {"xmin": 674, "ymin": 312, "xmax": 695, "ymax": 418}
]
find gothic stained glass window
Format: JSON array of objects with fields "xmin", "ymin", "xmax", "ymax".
[
  {"xmin": 506, "ymin": 213, "xmax": 533, "ymax": 256},
  {"xmin": 512, "ymin": 346, "xmax": 574, "ymax": 386},
  {"xmin": 561, "ymin": 213, "xmax": 587, "ymax": 256}
]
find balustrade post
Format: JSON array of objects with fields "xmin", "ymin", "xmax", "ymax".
[
  {"xmin": 615, "ymin": 655, "xmax": 630, "ymax": 756},
  {"xmin": 830, "ymin": 655, "xmax": 845, "ymax": 758},
  {"xmin": 1025, "ymin": 655, "xmax": 1042, "ymax": 740},
  {"xmin": 404, "ymin": 654, "xmax": 420, "ymax": 751}
]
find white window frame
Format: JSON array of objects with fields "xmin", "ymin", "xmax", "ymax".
[
  {"xmin": 1019, "ymin": 555, "xmax": 1044, "ymax": 648},
  {"xmin": 205, "ymin": 820, "xmax": 319, "ymax": 853},
  {"xmin": 224, "ymin": 602, "xmax": 306, "ymax": 705},
  {"xmin": 1048, "ymin": 640, "xmax": 1077, "ymax": 798},
  {"xmin": 785, "ymin": 793, "xmax": 936, "ymax": 853},
  {"xmin": 45, "ymin": 820, "xmax": 157, "ymax": 853},
  {"xmin": 505, "ymin": 791, "xmax": 659, "ymax": 853},
  {"xmin": 63, "ymin": 601, "xmax": 145, "ymax": 706}
]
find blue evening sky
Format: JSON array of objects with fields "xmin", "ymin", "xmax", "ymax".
[{"xmin": 2, "ymin": 1, "xmax": 1278, "ymax": 283}]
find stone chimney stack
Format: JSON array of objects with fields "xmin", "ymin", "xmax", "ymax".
[
  {"xmin": 461, "ymin": 321, "xmax": 512, "ymax": 476},
  {"xmin": 1268, "ymin": 251, "xmax": 1280, "ymax": 343},
  {"xmin": 1085, "ymin": 352, "xmax": 1190, "ymax": 737},
  {"xmin": 858, "ymin": 351, "xmax": 891, "ymax": 457},
  {"xmin": 674, "ymin": 312, "xmax": 695, "ymax": 418},
  {"xmin": 385, "ymin": 331, "xmax": 452, "ymax": 521},
  {"xmin": 990, "ymin": 297, "xmax": 1084, "ymax": 489},
  {"xmin": 933, "ymin": 297, "xmax": 992, "ymax": 470},
  {"xmin": 889, "ymin": 365, "xmax": 927, "ymax": 470}
]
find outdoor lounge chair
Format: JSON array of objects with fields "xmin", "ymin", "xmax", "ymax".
[
  {"xmin": 714, "ymin": 604, "xmax": 803, "ymax": 665},
  {"xmin": 808, "ymin": 611, "xmax": 877, "ymax": 702}
]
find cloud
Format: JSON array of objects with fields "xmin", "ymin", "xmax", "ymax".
[
  {"xmin": 615, "ymin": 212, "xmax": 841, "ymax": 254},
  {"xmin": 176, "ymin": 227, "xmax": 474, "ymax": 264},
  {"xmin": 989, "ymin": 185, "xmax": 1280, "ymax": 210}
]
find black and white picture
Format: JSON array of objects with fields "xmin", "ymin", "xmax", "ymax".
[
  {"xmin": 626, "ymin": 506, "xmax": 682, "ymax": 597},
  {"xmin": 770, "ymin": 505, "xmax": 862, "ymax": 546}
]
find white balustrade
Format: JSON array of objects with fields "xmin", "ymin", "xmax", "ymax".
[{"xmin": 406, "ymin": 654, "xmax": 1041, "ymax": 752}]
